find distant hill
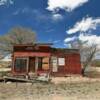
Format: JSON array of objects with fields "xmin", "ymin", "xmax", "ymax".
[{"xmin": 0, "ymin": 54, "xmax": 11, "ymax": 62}]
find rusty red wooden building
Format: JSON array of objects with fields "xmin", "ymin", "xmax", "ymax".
[{"xmin": 12, "ymin": 43, "xmax": 82, "ymax": 77}]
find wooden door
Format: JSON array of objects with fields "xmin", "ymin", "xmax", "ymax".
[
  {"xmin": 29, "ymin": 57, "xmax": 35, "ymax": 72},
  {"xmin": 38, "ymin": 57, "xmax": 42, "ymax": 71}
]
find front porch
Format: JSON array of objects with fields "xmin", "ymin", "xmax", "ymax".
[{"xmin": 13, "ymin": 56, "xmax": 50, "ymax": 77}]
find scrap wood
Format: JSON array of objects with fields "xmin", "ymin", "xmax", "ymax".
[{"xmin": 3, "ymin": 76, "xmax": 36, "ymax": 83}]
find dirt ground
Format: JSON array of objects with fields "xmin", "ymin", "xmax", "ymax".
[
  {"xmin": 0, "ymin": 66, "xmax": 100, "ymax": 100},
  {"xmin": 0, "ymin": 77, "xmax": 100, "ymax": 100}
]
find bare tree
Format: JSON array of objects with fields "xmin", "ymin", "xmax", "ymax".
[
  {"xmin": 82, "ymin": 44, "xmax": 97, "ymax": 75},
  {"xmin": 70, "ymin": 39, "xmax": 98, "ymax": 75},
  {"xmin": 0, "ymin": 27, "xmax": 36, "ymax": 54}
]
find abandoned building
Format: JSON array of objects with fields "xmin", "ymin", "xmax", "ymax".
[{"xmin": 11, "ymin": 43, "xmax": 82, "ymax": 77}]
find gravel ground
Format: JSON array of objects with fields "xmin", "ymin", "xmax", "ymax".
[{"xmin": 0, "ymin": 77, "xmax": 100, "ymax": 100}]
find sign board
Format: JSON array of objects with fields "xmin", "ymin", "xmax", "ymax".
[
  {"xmin": 51, "ymin": 57, "xmax": 58, "ymax": 72},
  {"xmin": 58, "ymin": 58, "xmax": 65, "ymax": 66}
]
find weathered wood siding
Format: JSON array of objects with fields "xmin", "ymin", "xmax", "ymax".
[{"xmin": 51, "ymin": 51, "xmax": 81, "ymax": 76}]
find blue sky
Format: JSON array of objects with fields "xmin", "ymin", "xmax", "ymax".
[{"xmin": 0, "ymin": 0, "xmax": 100, "ymax": 48}]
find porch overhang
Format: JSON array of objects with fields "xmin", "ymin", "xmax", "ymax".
[{"xmin": 14, "ymin": 52, "xmax": 51, "ymax": 57}]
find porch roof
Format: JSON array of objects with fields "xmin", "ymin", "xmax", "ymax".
[{"xmin": 13, "ymin": 43, "xmax": 53, "ymax": 47}]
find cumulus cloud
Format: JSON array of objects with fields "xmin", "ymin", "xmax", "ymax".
[
  {"xmin": 46, "ymin": 0, "xmax": 89, "ymax": 12},
  {"xmin": 0, "ymin": 0, "xmax": 14, "ymax": 6},
  {"xmin": 64, "ymin": 36, "xmax": 77, "ymax": 43},
  {"xmin": 65, "ymin": 17, "xmax": 100, "ymax": 47},
  {"xmin": 64, "ymin": 34, "xmax": 100, "ymax": 48},
  {"xmin": 67, "ymin": 17, "xmax": 100, "ymax": 34}
]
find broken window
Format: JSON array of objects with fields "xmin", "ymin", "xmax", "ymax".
[{"xmin": 14, "ymin": 57, "xmax": 28, "ymax": 72}]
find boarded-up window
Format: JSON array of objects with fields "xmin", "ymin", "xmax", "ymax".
[
  {"xmin": 42, "ymin": 57, "xmax": 49, "ymax": 70},
  {"xmin": 58, "ymin": 58, "xmax": 65, "ymax": 66}
]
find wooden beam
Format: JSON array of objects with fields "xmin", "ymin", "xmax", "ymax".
[{"xmin": 3, "ymin": 76, "xmax": 36, "ymax": 83}]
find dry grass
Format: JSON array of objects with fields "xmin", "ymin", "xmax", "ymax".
[
  {"xmin": 0, "ymin": 61, "xmax": 11, "ymax": 68},
  {"xmin": 0, "ymin": 65, "xmax": 100, "ymax": 100},
  {"xmin": 0, "ymin": 78, "xmax": 100, "ymax": 100}
]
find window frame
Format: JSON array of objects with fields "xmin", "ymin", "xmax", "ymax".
[
  {"xmin": 14, "ymin": 57, "xmax": 29, "ymax": 73},
  {"xmin": 58, "ymin": 57, "xmax": 65, "ymax": 66}
]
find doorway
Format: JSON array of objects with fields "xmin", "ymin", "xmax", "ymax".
[{"xmin": 29, "ymin": 57, "xmax": 35, "ymax": 72}]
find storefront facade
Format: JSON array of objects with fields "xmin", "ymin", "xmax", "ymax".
[{"xmin": 12, "ymin": 43, "xmax": 82, "ymax": 76}]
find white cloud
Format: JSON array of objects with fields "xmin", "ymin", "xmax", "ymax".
[
  {"xmin": 78, "ymin": 33, "xmax": 100, "ymax": 47},
  {"xmin": 53, "ymin": 40, "xmax": 61, "ymax": 43},
  {"xmin": 0, "ymin": 0, "xmax": 14, "ymax": 6},
  {"xmin": 52, "ymin": 14, "xmax": 63, "ymax": 21},
  {"xmin": 64, "ymin": 34, "xmax": 100, "ymax": 49},
  {"xmin": 64, "ymin": 36, "xmax": 77, "ymax": 43},
  {"xmin": 9, "ymin": 0, "xmax": 13, "ymax": 4},
  {"xmin": 78, "ymin": 34, "xmax": 100, "ymax": 60},
  {"xmin": 47, "ymin": 0, "xmax": 89, "ymax": 12},
  {"xmin": 67, "ymin": 17, "xmax": 100, "ymax": 34},
  {"xmin": 0, "ymin": 0, "xmax": 6, "ymax": 5}
]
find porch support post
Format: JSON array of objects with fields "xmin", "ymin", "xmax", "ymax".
[
  {"xmin": 26, "ymin": 57, "xmax": 29, "ymax": 74},
  {"xmin": 35, "ymin": 57, "xmax": 38, "ymax": 75}
]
